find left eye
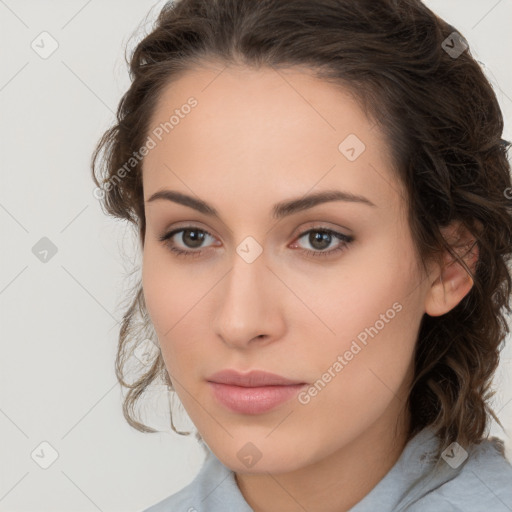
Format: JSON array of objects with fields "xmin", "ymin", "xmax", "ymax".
[
  {"xmin": 292, "ymin": 229, "xmax": 353, "ymax": 257},
  {"xmin": 158, "ymin": 226, "xmax": 353, "ymax": 258}
]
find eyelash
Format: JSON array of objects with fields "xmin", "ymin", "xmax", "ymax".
[{"xmin": 158, "ymin": 225, "xmax": 354, "ymax": 259}]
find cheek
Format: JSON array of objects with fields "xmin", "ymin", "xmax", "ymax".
[
  {"xmin": 141, "ymin": 246, "xmax": 214, "ymax": 376},
  {"xmin": 308, "ymin": 281, "xmax": 417, "ymax": 397},
  {"xmin": 142, "ymin": 244, "xmax": 199, "ymax": 328},
  {"xmin": 299, "ymin": 240, "xmax": 422, "ymax": 394},
  {"xmin": 297, "ymin": 285, "xmax": 419, "ymax": 441},
  {"xmin": 295, "ymin": 244, "xmax": 418, "ymax": 351},
  {"xmin": 141, "ymin": 248, "xmax": 188, "ymax": 353}
]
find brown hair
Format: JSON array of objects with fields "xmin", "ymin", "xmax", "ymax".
[{"xmin": 91, "ymin": 0, "xmax": 512, "ymax": 460}]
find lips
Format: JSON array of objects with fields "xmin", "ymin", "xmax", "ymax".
[
  {"xmin": 206, "ymin": 369, "xmax": 306, "ymax": 387},
  {"xmin": 206, "ymin": 369, "xmax": 307, "ymax": 415}
]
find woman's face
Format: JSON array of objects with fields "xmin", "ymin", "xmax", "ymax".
[{"xmin": 141, "ymin": 64, "xmax": 434, "ymax": 472}]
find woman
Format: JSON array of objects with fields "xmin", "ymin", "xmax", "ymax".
[{"xmin": 91, "ymin": 0, "xmax": 512, "ymax": 510}]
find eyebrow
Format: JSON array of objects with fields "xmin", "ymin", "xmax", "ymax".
[{"xmin": 146, "ymin": 189, "xmax": 376, "ymax": 220}]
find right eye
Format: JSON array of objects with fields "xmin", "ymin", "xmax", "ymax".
[{"xmin": 158, "ymin": 226, "xmax": 218, "ymax": 257}]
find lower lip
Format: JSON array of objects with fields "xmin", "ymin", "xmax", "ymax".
[{"xmin": 208, "ymin": 382, "xmax": 306, "ymax": 415}]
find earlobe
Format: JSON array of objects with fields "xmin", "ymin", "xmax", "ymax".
[{"xmin": 424, "ymin": 223, "xmax": 479, "ymax": 318}]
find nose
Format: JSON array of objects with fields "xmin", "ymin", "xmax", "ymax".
[{"xmin": 212, "ymin": 251, "xmax": 286, "ymax": 350}]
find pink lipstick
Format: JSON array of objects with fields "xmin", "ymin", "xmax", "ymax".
[{"xmin": 207, "ymin": 369, "xmax": 307, "ymax": 415}]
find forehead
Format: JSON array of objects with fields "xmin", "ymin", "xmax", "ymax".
[{"xmin": 142, "ymin": 64, "xmax": 401, "ymax": 210}]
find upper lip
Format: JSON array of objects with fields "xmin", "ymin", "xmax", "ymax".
[{"xmin": 207, "ymin": 369, "xmax": 306, "ymax": 387}]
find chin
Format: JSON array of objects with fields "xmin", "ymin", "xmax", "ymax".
[{"xmin": 207, "ymin": 439, "xmax": 312, "ymax": 475}]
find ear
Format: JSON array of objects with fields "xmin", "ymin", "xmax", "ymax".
[{"xmin": 424, "ymin": 221, "xmax": 479, "ymax": 317}]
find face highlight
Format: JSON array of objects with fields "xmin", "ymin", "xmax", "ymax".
[{"xmin": 140, "ymin": 64, "xmax": 433, "ymax": 474}]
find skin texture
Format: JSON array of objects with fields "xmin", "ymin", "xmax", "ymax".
[{"xmin": 140, "ymin": 64, "xmax": 477, "ymax": 512}]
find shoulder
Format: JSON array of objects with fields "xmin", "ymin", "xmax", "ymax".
[
  {"xmin": 408, "ymin": 436, "xmax": 512, "ymax": 512},
  {"xmin": 141, "ymin": 450, "xmax": 253, "ymax": 512}
]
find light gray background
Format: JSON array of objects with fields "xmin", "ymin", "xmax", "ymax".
[{"xmin": 1, "ymin": 1, "xmax": 511, "ymax": 511}]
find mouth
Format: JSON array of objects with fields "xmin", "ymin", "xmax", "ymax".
[{"xmin": 206, "ymin": 369, "xmax": 307, "ymax": 415}]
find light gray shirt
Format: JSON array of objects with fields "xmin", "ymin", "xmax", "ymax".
[{"xmin": 143, "ymin": 426, "xmax": 512, "ymax": 511}]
